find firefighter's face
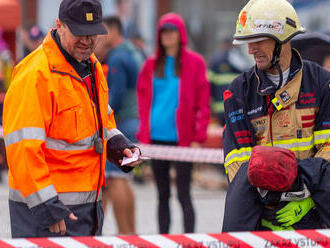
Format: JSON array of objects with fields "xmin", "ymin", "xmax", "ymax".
[
  {"xmin": 248, "ymin": 38, "xmax": 276, "ymax": 71},
  {"xmin": 56, "ymin": 19, "xmax": 98, "ymax": 62}
]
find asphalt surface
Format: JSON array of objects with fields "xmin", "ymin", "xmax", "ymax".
[{"xmin": 0, "ymin": 169, "xmax": 226, "ymax": 238}]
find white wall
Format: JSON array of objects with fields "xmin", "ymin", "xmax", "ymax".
[
  {"xmin": 296, "ymin": 1, "xmax": 330, "ymax": 32},
  {"xmin": 37, "ymin": 0, "xmax": 116, "ymax": 33},
  {"xmin": 37, "ymin": 0, "xmax": 155, "ymax": 55},
  {"xmin": 136, "ymin": 0, "xmax": 156, "ymax": 55},
  {"xmin": 37, "ymin": 0, "xmax": 62, "ymax": 33}
]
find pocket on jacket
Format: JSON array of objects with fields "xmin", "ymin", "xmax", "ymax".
[{"xmin": 49, "ymin": 90, "xmax": 80, "ymax": 141}]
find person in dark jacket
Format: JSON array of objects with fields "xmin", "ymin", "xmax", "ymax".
[
  {"xmin": 222, "ymin": 0, "xmax": 330, "ymax": 232},
  {"xmin": 208, "ymin": 38, "xmax": 250, "ymax": 125}
]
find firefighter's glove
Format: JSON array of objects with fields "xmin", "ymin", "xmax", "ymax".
[
  {"xmin": 276, "ymin": 197, "xmax": 315, "ymax": 227},
  {"xmin": 261, "ymin": 219, "xmax": 294, "ymax": 231}
]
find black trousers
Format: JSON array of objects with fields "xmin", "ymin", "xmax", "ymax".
[{"xmin": 151, "ymin": 140, "xmax": 195, "ymax": 234}]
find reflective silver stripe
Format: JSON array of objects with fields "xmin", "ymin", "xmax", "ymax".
[
  {"xmin": 46, "ymin": 133, "xmax": 97, "ymax": 151},
  {"xmin": 9, "ymin": 185, "xmax": 57, "ymax": 208},
  {"xmin": 273, "ymin": 140, "xmax": 314, "ymax": 151},
  {"xmin": 58, "ymin": 190, "xmax": 102, "ymax": 205},
  {"xmin": 103, "ymin": 128, "xmax": 122, "ymax": 140},
  {"xmin": 9, "ymin": 188, "xmax": 25, "ymax": 203},
  {"xmin": 224, "ymin": 148, "xmax": 252, "ymax": 168},
  {"xmin": 314, "ymin": 131, "xmax": 330, "ymax": 144},
  {"xmin": 108, "ymin": 104, "xmax": 112, "ymax": 115},
  {"xmin": 280, "ymin": 184, "xmax": 311, "ymax": 202},
  {"xmin": 4, "ymin": 127, "xmax": 46, "ymax": 147},
  {"xmin": 9, "ymin": 187, "xmax": 101, "ymax": 207}
]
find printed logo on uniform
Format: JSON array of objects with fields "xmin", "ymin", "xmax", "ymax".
[
  {"xmin": 252, "ymin": 118, "xmax": 266, "ymax": 133},
  {"xmin": 86, "ymin": 13, "xmax": 93, "ymax": 21},
  {"xmin": 299, "ymin": 91, "xmax": 316, "ymax": 105},
  {"xmin": 276, "ymin": 111, "xmax": 291, "ymax": 128},
  {"xmin": 280, "ymin": 91, "xmax": 290, "ymax": 103},
  {"xmin": 247, "ymin": 106, "xmax": 263, "ymax": 116},
  {"xmin": 253, "ymin": 20, "xmax": 284, "ymax": 34},
  {"xmin": 229, "ymin": 108, "xmax": 244, "ymax": 123}
]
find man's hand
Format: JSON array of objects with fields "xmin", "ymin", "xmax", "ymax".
[
  {"xmin": 119, "ymin": 147, "xmax": 142, "ymax": 167},
  {"xmin": 49, "ymin": 212, "xmax": 78, "ymax": 235},
  {"xmin": 276, "ymin": 197, "xmax": 315, "ymax": 227}
]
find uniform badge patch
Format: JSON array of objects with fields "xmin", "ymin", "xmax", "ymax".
[
  {"xmin": 86, "ymin": 13, "xmax": 93, "ymax": 21},
  {"xmin": 280, "ymin": 91, "xmax": 290, "ymax": 102}
]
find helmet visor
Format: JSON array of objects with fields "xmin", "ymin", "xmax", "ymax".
[{"xmin": 233, "ymin": 37, "xmax": 269, "ymax": 45}]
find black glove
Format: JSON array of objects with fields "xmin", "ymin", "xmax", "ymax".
[{"xmin": 106, "ymin": 134, "xmax": 140, "ymax": 172}]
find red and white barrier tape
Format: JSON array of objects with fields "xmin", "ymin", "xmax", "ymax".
[
  {"xmin": 0, "ymin": 229, "xmax": 329, "ymax": 247},
  {"xmin": 0, "ymin": 126, "xmax": 224, "ymax": 164},
  {"xmin": 138, "ymin": 144, "xmax": 224, "ymax": 164}
]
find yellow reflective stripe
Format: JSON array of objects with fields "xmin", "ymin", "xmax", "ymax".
[
  {"xmin": 273, "ymin": 135, "xmax": 314, "ymax": 151},
  {"xmin": 275, "ymin": 143, "xmax": 314, "ymax": 152},
  {"xmin": 224, "ymin": 147, "xmax": 252, "ymax": 171},
  {"xmin": 314, "ymin": 129, "xmax": 330, "ymax": 144},
  {"xmin": 273, "ymin": 136, "xmax": 313, "ymax": 145}
]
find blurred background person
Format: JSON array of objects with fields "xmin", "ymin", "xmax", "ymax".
[
  {"xmin": 22, "ymin": 25, "xmax": 45, "ymax": 57},
  {"xmin": 207, "ymin": 37, "xmax": 250, "ymax": 126},
  {"xmin": 0, "ymin": 28, "xmax": 13, "ymax": 184},
  {"xmin": 0, "ymin": 28, "xmax": 13, "ymax": 91},
  {"xmin": 95, "ymin": 16, "xmax": 144, "ymax": 235},
  {"xmin": 202, "ymin": 37, "xmax": 250, "ymax": 189},
  {"xmin": 137, "ymin": 12, "xmax": 210, "ymax": 234},
  {"xmin": 116, "ymin": 0, "xmax": 139, "ymax": 40},
  {"xmin": 130, "ymin": 32, "xmax": 147, "ymax": 60}
]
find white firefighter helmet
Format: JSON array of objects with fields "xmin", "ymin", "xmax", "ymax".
[{"xmin": 233, "ymin": 0, "xmax": 305, "ymax": 45}]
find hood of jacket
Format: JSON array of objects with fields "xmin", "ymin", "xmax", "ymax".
[{"xmin": 156, "ymin": 12, "xmax": 188, "ymax": 58}]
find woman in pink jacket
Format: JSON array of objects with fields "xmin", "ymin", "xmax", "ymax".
[{"xmin": 137, "ymin": 12, "xmax": 210, "ymax": 233}]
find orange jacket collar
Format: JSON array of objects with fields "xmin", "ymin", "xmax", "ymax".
[{"xmin": 42, "ymin": 29, "xmax": 98, "ymax": 79}]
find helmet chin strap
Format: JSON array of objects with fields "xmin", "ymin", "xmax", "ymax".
[{"xmin": 270, "ymin": 42, "xmax": 283, "ymax": 90}]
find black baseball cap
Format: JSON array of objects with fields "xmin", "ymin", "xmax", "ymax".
[{"xmin": 59, "ymin": 0, "xmax": 107, "ymax": 36}]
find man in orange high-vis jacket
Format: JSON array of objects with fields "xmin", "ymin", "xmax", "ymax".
[{"xmin": 3, "ymin": 0, "xmax": 141, "ymax": 238}]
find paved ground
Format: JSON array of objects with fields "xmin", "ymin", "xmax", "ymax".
[{"xmin": 0, "ymin": 168, "xmax": 227, "ymax": 238}]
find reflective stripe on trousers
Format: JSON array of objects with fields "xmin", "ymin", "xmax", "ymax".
[{"xmin": 9, "ymin": 187, "xmax": 102, "ymax": 207}]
